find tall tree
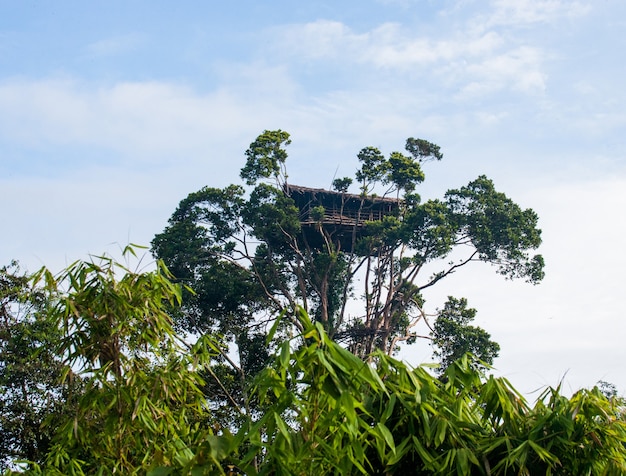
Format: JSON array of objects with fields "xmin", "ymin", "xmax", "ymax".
[
  {"xmin": 431, "ymin": 296, "xmax": 500, "ymax": 375},
  {"xmin": 152, "ymin": 130, "xmax": 543, "ymax": 363},
  {"xmin": 0, "ymin": 262, "xmax": 81, "ymax": 472}
]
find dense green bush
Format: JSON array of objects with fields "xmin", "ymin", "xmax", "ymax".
[{"xmin": 3, "ymin": 251, "xmax": 625, "ymax": 475}]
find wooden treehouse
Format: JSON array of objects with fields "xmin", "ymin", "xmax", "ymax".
[{"xmin": 284, "ymin": 184, "xmax": 401, "ymax": 252}]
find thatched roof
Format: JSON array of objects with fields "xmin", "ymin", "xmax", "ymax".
[{"xmin": 284, "ymin": 184, "xmax": 400, "ymax": 205}]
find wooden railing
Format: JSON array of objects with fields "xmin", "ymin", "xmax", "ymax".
[{"xmin": 300, "ymin": 206, "xmax": 387, "ymax": 225}]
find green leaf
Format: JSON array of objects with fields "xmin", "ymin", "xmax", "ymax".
[
  {"xmin": 147, "ymin": 467, "xmax": 174, "ymax": 476},
  {"xmin": 376, "ymin": 422, "xmax": 396, "ymax": 454}
]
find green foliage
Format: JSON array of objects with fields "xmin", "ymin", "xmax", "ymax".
[
  {"xmin": 597, "ymin": 380, "xmax": 619, "ymax": 399},
  {"xmin": 387, "ymin": 151, "xmax": 425, "ymax": 193},
  {"xmin": 0, "ymin": 262, "xmax": 81, "ymax": 472},
  {"xmin": 16, "ymin": 247, "xmax": 225, "ymax": 475},
  {"xmin": 196, "ymin": 309, "xmax": 626, "ymax": 475},
  {"xmin": 405, "ymin": 137, "xmax": 443, "ymax": 162},
  {"xmin": 153, "ymin": 130, "xmax": 544, "ymax": 378},
  {"xmin": 309, "ymin": 205, "xmax": 326, "ymax": 222},
  {"xmin": 332, "ymin": 177, "xmax": 353, "ymax": 193},
  {"xmin": 431, "ymin": 297, "xmax": 500, "ymax": 375},
  {"xmin": 151, "ymin": 182, "xmax": 276, "ymax": 428},
  {"xmin": 240, "ymin": 130, "xmax": 291, "ymax": 186},
  {"xmin": 356, "ymin": 146, "xmax": 388, "ymax": 192},
  {"xmin": 445, "ymin": 176, "xmax": 544, "ymax": 283},
  {"xmin": 244, "ymin": 183, "xmax": 301, "ymax": 247},
  {"xmin": 4, "ymin": 256, "xmax": 624, "ymax": 475}
]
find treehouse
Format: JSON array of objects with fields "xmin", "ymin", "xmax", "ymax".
[{"xmin": 284, "ymin": 184, "xmax": 401, "ymax": 252}]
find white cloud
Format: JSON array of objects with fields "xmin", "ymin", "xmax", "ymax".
[
  {"xmin": 279, "ymin": 20, "xmax": 357, "ymax": 59},
  {"xmin": 0, "ymin": 76, "xmax": 296, "ymax": 161},
  {"xmin": 459, "ymin": 46, "xmax": 546, "ymax": 97},
  {"xmin": 374, "ymin": 0, "xmax": 422, "ymax": 7},
  {"xmin": 365, "ymin": 27, "xmax": 503, "ymax": 69},
  {"xmin": 275, "ymin": 20, "xmax": 503, "ymax": 68},
  {"xmin": 487, "ymin": 0, "xmax": 591, "ymax": 27},
  {"xmin": 0, "ymin": 72, "xmax": 466, "ymax": 178},
  {"xmin": 271, "ymin": 16, "xmax": 550, "ymax": 99},
  {"xmin": 262, "ymin": 2, "xmax": 596, "ymax": 103},
  {"xmin": 84, "ymin": 33, "xmax": 146, "ymax": 57}
]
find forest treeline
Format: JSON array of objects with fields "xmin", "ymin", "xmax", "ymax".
[
  {"xmin": 2, "ymin": 131, "xmax": 625, "ymax": 474},
  {"xmin": 1, "ymin": 252, "xmax": 625, "ymax": 474}
]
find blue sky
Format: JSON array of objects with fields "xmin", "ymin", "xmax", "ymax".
[{"xmin": 2, "ymin": 0, "xmax": 625, "ymax": 396}]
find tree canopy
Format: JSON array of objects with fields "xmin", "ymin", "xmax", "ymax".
[{"xmin": 152, "ymin": 130, "xmax": 543, "ymax": 361}]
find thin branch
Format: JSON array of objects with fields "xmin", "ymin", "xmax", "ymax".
[
  {"xmin": 204, "ymin": 364, "xmax": 245, "ymax": 415},
  {"xmin": 420, "ymin": 250, "xmax": 479, "ymax": 291}
]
